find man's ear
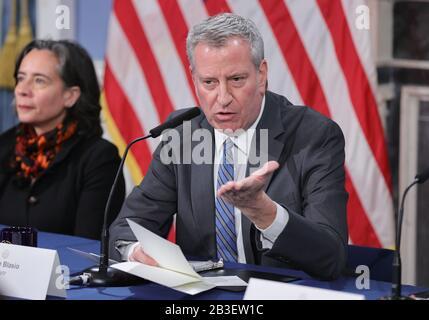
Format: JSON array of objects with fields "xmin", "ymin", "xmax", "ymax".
[
  {"xmin": 63, "ymin": 86, "xmax": 81, "ymax": 108},
  {"xmin": 190, "ymin": 65, "xmax": 199, "ymax": 93},
  {"xmin": 258, "ymin": 60, "xmax": 268, "ymax": 92},
  {"xmin": 189, "ymin": 65, "xmax": 195, "ymax": 82}
]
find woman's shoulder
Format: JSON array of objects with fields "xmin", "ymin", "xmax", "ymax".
[
  {"xmin": 0, "ymin": 126, "xmax": 17, "ymax": 143},
  {"xmin": 0, "ymin": 127, "xmax": 17, "ymax": 159},
  {"xmin": 75, "ymin": 134, "xmax": 121, "ymax": 159}
]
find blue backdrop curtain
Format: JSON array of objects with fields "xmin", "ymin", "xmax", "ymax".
[{"xmin": 0, "ymin": 0, "xmax": 36, "ymax": 134}]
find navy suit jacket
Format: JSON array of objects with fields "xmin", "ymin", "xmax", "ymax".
[{"xmin": 109, "ymin": 91, "xmax": 348, "ymax": 279}]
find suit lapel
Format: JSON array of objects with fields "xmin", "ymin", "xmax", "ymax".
[
  {"xmin": 245, "ymin": 92, "xmax": 286, "ymax": 184},
  {"xmin": 242, "ymin": 92, "xmax": 288, "ymax": 263},
  {"xmin": 190, "ymin": 116, "xmax": 217, "ymax": 258}
]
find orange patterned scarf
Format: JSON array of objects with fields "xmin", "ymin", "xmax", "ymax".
[{"xmin": 10, "ymin": 121, "xmax": 77, "ymax": 185}]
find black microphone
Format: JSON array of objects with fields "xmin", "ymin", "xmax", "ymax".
[
  {"xmin": 382, "ymin": 167, "xmax": 429, "ymax": 299},
  {"xmin": 149, "ymin": 106, "xmax": 201, "ymax": 138},
  {"xmin": 415, "ymin": 167, "xmax": 429, "ymax": 184},
  {"xmin": 70, "ymin": 107, "xmax": 201, "ymax": 287}
]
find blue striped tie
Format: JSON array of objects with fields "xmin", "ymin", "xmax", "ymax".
[{"xmin": 215, "ymin": 138, "xmax": 238, "ymax": 262}]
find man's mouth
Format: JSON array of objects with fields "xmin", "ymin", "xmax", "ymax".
[{"xmin": 216, "ymin": 112, "xmax": 236, "ymax": 121}]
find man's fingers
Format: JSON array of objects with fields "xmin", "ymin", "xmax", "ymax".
[
  {"xmin": 131, "ymin": 246, "xmax": 159, "ymax": 266},
  {"xmin": 217, "ymin": 161, "xmax": 279, "ymax": 198},
  {"xmin": 217, "ymin": 181, "xmax": 235, "ymax": 196},
  {"xmin": 252, "ymin": 161, "xmax": 279, "ymax": 177}
]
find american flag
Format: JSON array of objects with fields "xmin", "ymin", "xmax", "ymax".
[{"xmin": 102, "ymin": 0, "xmax": 395, "ymax": 248}]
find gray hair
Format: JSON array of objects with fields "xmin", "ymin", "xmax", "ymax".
[{"xmin": 186, "ymin": 13, "xmax": 264, "ymax": 70}]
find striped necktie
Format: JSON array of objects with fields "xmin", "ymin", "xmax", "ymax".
[{"xmin": 215, "ymin": 138, "xmax": 238, "ymax": 262}]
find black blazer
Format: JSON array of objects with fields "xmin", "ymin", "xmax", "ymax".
[
  {"xmin": 0, "ymin": 126, "xmax": 125, "ymax": 239},
  {"xmin": 109, "ymin": 91, "xmax": 348, "ymax": 279}
]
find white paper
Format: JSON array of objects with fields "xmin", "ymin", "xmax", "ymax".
[
  {"xmin": 173, "ymin": 281, "xmax": 217, "ymax": 295},
  {"xmin": 111, "ymin": 262, "xmax": 217, "ymax": 295},
  {"xmin": 203, "ymin": 276, "xmax": 248, "ymax": 287},
  {"xmin": 0, "ymin": 243, "xmax": 66, "ymax": 300},
  {"xmin": 113, "ymin": 262, "xmax": 201, "ymax": 287},
  {"xmin": 127, "ymin": 219, "xmax": 200, "ymax": 278},
  {"xmin": 243, "ymin": 278, "xmax": 365, "ymax": 300}
]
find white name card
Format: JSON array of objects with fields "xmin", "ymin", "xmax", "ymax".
[
  {"xmin": 243, "ymin": 278, "xmax": 365, "ymax": 300},
  {"xmin": 0, "ymin": 243, "xmax": 66, "ymax": 300}
]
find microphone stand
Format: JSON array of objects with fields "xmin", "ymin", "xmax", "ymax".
[
  {"xmin": 382, "ymin": 166, "xmax": 429, "ymax": 299},
  {"xmin": 382, "ymin": 179, "xmax": 418, "ymax": 299},
  {"xmin": 75, "ymin": 135, "xmax": 152, "ymax": 286}
]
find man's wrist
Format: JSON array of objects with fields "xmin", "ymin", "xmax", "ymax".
[
  {"xmin": 241, "ymin": 193, "xmax": 277, "ymax": 229},
  {"xmin": 126, "ymin": 242, "xmax": 140, "ymax": 261},
  {"xmin": 256, "ymin": 202, "xmax": 289, "ymax": 244}
]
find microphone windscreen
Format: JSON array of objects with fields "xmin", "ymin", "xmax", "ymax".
[
  {"xmin": 415, "ymin": 167, "xmax": 429, "ymax": 184},
  {"xmin": 149, "ymin": 107, "xmax": 201, "ymax": 138}
]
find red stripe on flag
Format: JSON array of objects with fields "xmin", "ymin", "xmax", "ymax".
[
  {"xmin": 260, "ymin": 0, "xmax": 381, "ymax": 246},
  {"xmin": 167, "ymin": 224, "xmax": 176, "ymax": 243},
  {"xmin": 114, "ymin": 0, "xmax": 175, "ymax": 122},
  {"xmin": 317, "ymin": 0, "xmax": 392, "ymax": 193},
  {"xmin": 158, "ymin": 0, "xmax": 198, "ymax": 103},
  {"xmin": 104, "ymin": 63, "xmax": 152, "ymax": 175},
  {"xmin": 346, "ymin": 169, "xmax": 382, "ymax": 247},
  {"xmin": 203, "ymin": 0, "xmax": 231, "ymax": 15}
]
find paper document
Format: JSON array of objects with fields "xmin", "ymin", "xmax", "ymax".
[
  {"xmin": 111, "ymin": 219, "xmax": 246, "ymax": 295},
  {"xmin": 203, "ymin": 276, "xmax": 248, "ymax": 287},
  {"xmin": 243, "ymin": 278, "xmax": 365, "ymax": 300}
]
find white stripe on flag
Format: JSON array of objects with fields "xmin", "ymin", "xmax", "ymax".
[{"xmin": 177, "ymin": 0, "xmax": 208, "ymax": 28}]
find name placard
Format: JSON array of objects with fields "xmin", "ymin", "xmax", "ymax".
[
  {"xmin": 0, "ymin": 243, "xmax": 66, "ymax": 300},
  {"xmin": 243, "ymin": 278, "xmax": 365, "ymax": 300}
]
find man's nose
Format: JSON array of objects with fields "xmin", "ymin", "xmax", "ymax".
[{"xmin": 217, "ymin": 82, "xmax": 233, "ymax": 107}]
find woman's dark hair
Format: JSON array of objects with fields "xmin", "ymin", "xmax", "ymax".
[{"xmin": 14, "ymin": 39, "xmax": 103, "ymax": 137}]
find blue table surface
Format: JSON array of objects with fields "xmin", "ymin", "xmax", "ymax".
[{"xmin": 13, "ymin": 228, "xmax": 429, "ymax": 300}]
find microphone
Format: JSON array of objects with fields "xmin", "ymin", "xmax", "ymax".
[
  {"xmin": 415, "ymin": 167, "xmax": 429, "ymax": 184},
  {"xmin": 149, "ymin": 106, "xmax": 201, "ymax": 138},
  {"xmin": 70, "ymin": 107, "xmax": 201, "ymax": 286},
  {"xmin": 382, "ymin": 167, "xmax": 429, "ymax": 299}
]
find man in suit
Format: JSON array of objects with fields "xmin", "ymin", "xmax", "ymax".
[{"xmin": 109, "ymin": 13, "xmax": 348, "ymax": 280}]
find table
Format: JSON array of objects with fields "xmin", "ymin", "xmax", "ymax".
[{"xmin": 32, "ymin": 229, "xmax": 426, "ymax": 300}]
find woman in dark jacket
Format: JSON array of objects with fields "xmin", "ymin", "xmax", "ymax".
[{"xmin": 0, "ymin": 40, "xmax": 125, "ymax": 240}]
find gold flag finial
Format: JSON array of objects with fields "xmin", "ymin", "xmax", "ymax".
[
  {"xmin": 0, "ymin": 0, "xmax": 33, "ymax": 90},
  {"xmin": 0, "ymin": 0, "xmax": 18, "ymax": 89}
]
